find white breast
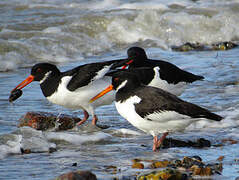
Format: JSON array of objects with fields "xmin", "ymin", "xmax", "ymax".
[{"xmin": 47, "ymin": 76, "xmax": 115, "ymax": 115}]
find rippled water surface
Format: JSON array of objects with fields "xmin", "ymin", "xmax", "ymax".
[{"xmin": 1, "ymin": 0, "xmax": 239, "ymax": 179}]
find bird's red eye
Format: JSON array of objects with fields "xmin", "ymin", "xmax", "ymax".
[
  {"xmin": 36, "ymin": 68, "xmax": 42, "ymax": 73},
  {"xmin": 114, "ymin": 77, "xmax": 119, "ymax": 81}
]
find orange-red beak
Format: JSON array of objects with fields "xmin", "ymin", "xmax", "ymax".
[
  {"xmin": 122, "ymin": 59, "xmax": 134, "ymax": 69},
  {"xmin": 11, "ymin": 75, "xmax": 34, "ymax": 92},
  {"xmin": 90, "ymin": 85, "xmax": 113, "ymax": 103}
]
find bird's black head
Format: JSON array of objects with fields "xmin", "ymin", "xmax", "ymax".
[
  {"xmin": 31, "ymin": 63, "xmax": 60, "ymax": 82},
  {"xmin": 90, "ymin": 71, "xmax": 141, "ymax": 103},
  {"xmin": 127, "ymin": 47, "xmax": 147, "ymax": 60},
  {"xmin": 111, "ymin": 71, "xmax": 141, "ymax": 91},
  {"xmin": 110, "ymin": 47, "xmax": 148, "ymax": 70},
  {"xmin": 126, "ymin": 47, "xmax": 148, "ymax": 68}
]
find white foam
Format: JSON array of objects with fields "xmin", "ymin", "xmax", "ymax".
[
  {"xmin": 0, "ymin": 134, "xmax": 22, "ymax": 159},
  {"xmin": 0, "ymin": 52, "xmax": 23, "ymax": 72},
  {"xmin": 119, "ymin": 2, "xmax": 168, "ymax": 10},
  {"xmin": 43, "ymin": 27, "xmax": 62, "ymax": 34},
  {"xmin": 45, "ymin": 131, "xmax": 111, "ymax": 145},
  {"xmin": 19, "ymin": 127, "xmax": 56, "ymax": 152},
  {"xmin": 115, "ymin": 128, "xmax": 142, "ymax": 136},
  {"xmin": 1, "ymin": 0, "xmax": 239, "ymax": 70}
]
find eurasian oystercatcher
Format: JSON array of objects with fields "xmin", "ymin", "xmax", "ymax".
[
  {"xmin": 90, "ymin": 71, "xmax": 222, "ymax": 151},
  {"xmin": 112, "ymin": 47, "xmax": 204, "ymax": 96},
  {"xmin": 10, "ymin": 60, "xmax": 124, "ymax": 126}
]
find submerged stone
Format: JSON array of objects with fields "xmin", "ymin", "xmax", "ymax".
[{"xmin": 161, "ymin": 137, "xmax": 211, "ymax": 149}]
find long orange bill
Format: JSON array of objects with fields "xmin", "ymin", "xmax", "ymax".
[
  {"xmin": 122, "ymin": 59, "xmax": 134, "ymax": 69},
  {"xmin": 90, "ymin": 85, "xmax": 113, "ymax": 103},
  {"xmin": 11, "ymin": 75, "xmax": 34, "ymax": 92}
]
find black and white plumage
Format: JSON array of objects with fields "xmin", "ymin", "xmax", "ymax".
[
  {"xmin": 90, "ymin": 71, "xmax": 222, "ymax": 151},
  {"xmin": 112, "ymin": 47, "xmax": 204, "ymax": 96},
  {"xmin": 11, "ymin": 60, "xmax": 124, "ymax": 125}
]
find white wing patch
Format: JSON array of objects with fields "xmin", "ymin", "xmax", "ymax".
[
  {"xmin": 148, "ymin": 67, "xmax": 186, "ymax": 96},
  {"xmin": 92, "ymin": 65, "xmax": 111, "ymax": 81},
  {"xmin": 145, "ymin": 111, "xmax": 190, "ymax": 122}
]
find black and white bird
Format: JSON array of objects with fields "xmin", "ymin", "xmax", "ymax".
[
  {"xmin": 112, "ymin": 47, "xmax": 204, "ymax": 96},
  {"xmin": 90, "ymin": 71, "xmax": 222, "ymax": 151},
  {"xmin": 10, "ymin": 60, "xmax": 124, "ymax": 126}
]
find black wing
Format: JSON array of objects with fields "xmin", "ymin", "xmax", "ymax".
[
  {"xmin": 147, "ymin": 59, "xmax": 204, "ymax": 84},
  {"xmin": 134, "ymin": 86, "xmax": 222, "ymax": 121},
  {"xmin": 65, "ymin": 60, "xmax": 122, "ymax": 91}
]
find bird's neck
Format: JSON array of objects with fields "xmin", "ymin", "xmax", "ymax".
[
  {"xmin": 40, "ymin": 74, "xmax": 61, "ymax": 97},
  {"xmin": 116, "ymin": 81, "xmax": 140, "ymax": 103}
]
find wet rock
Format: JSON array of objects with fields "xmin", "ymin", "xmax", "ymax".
[
  {"xmin": 150, "ymin": 160, "xmax": 170, "ymax": 169},
  {"xmin": 182, "ymin": 156, "xmax": 204, "ymax": 168},
  {"xmin": 72, "ymin": 163, "xmax": 77, "ymax": 167},
  {"xmin": 212, "ymin": 41, "xmax": 238, "ymax": 50},
  {"xmin": 55, "ymin": 170, "xmax": 97, "ymax": 180},
  {"xmin": 134, "ymin": 156, "xmax": 222, "ymax": 179},
  {"xmin": 162, "ymin": 137, "xmax": 211, "ymax": 149},
  {"xmin": 20, "ymin": 148, "xmax": 31, "ymax": 154},
  {"xmin": 191, "ymin": 165, "xmax": 213, "ymax": 176},
  {"xmin": 18, "ymin": 112, "xmax": 81, "ymax": 131},
  {"xmin": 49, "ymin": 147, "xmax": 57, "ymax": 153},
  {"xmin": 132, "ymin": 162, "xmax": 144, "ymax": 169},
  {"xmin": 171, "ymin": 42, "xmax": 204, "ymax": 51},
  {"xmin": 171, "ymin": 41, "xmax": 238, "ymax": 52},
  {"xmin": 138, "ymin": 168, "xmax": 187, "ymax": 180}
]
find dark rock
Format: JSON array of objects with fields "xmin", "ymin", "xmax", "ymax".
[
  {"xmin": 49, "ymin": 147, "xmax": 57, "ymax": 153},
  {"xmin": 18, "ymin": 111, "xmax": 81, "ymax": 131},
  {"xmin": 182, "ymin": 156, "xmax": 204, "ymax": 168},
  {"xmin": 162, "ymin": 137, "xmax": 211, "ymax": 149},
  {"xmin": 72, "ymin": 163, "xmax": 77, "ymax": 167},
  {"xmin": 132, "ymin": 162, "xmax": 144, "ymax": 169},
  {"xmin": 212, "ymin": 41, "xmax": 238, "ymax": 50},
  {"xmin": 133, "ymin": 156, "xmax": 222, "ymax": 179},
  {"xmin": 172, "ymin": 41, "xmax": 238, "ymax": 52},
  {"xmin": 55, "ymin": 170, "xmax": 97, "ymax": 180},
  {"xmin": 150, "ymin": 160, "xmax": 170, "ymax": 169},
  {"xmin": 171, "ymin": 42, "xmax": 204, "ymax": 51},
  {"xmin": 194, "ymin": 138, "xmax": 211, "ymax": 148},
  {"xmin": 20, "ymin": 148, "xmax": 31, "ymax": 154},
  {"xmin": 138, "ymin": 168, "xmax": 187, "ymax": 180}
]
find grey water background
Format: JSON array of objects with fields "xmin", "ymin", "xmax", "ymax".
[{"xmin": 1, "ymin": 0, "xmax": 239, "ymax": 179}]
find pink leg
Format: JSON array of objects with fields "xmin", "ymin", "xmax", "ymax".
[
  {"xmin": 91, "ymin": 115, "xmax": 98, "ymax": 125},
  {"xmin": 152, "ymin": 132, "xmax": 169, "ymax": 151},
  {"xmin": 77, "ymin": 110, "xmax": 89, "ymax": 126}
]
